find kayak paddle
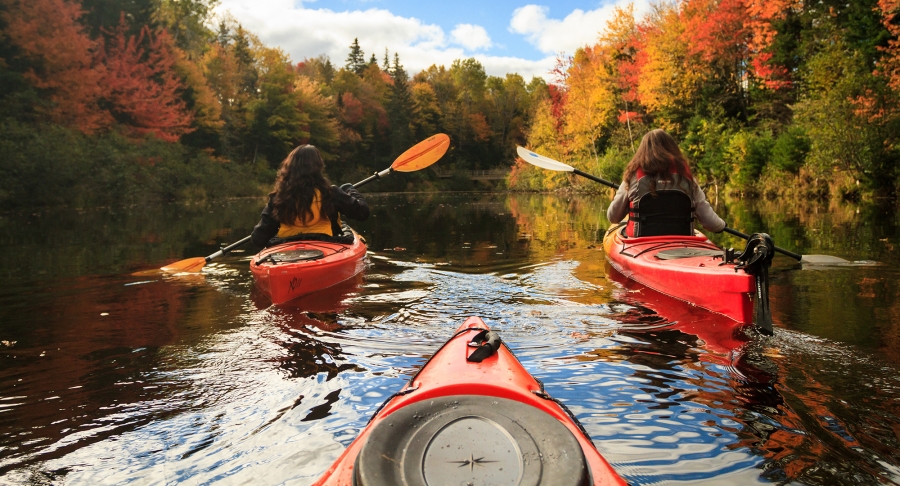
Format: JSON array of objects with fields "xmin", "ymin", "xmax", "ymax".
[
  {"xmin": 515, "ymin": 146, "xmax": 853, "ymax": 264},
  {"xmin": 161, "ymin": 134, "xmax": 451, "ymax": 273}
]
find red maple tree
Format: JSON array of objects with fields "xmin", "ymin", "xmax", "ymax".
[
  {"xmin": 1, "ymin": 0, "xmax": 108, "ymax": 132},
  {"xmin": 101, "ymin": 16, "xmax": 194, "ymax": 142}
]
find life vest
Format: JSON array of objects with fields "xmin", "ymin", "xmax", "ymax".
[
  {"xmin": 276, "ymin": 189, "xmax": 341, "ymax": 238},
  {"xmin": 626, "ymin": 168, "xmax": 695, "ymax": 237}
]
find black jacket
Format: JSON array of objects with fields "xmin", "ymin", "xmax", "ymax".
[{"xmin": 251, "ymin": 185, "xmax": 369, "ymax": 248}]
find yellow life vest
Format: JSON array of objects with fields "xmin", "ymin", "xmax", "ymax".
[{"xmin": 276, "ymin": 189, "xmax": 341, "ymax": 237}]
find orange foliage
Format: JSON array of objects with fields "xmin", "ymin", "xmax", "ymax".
[
  {"xmin": 752, "ymin": 52, "xmax": 792, "ymax": 90},
  {"xmin": 743, "ymin": 0, "xmax": 796, "ymax": 53},
  {"xmin": 743, "ymin": 0, "xmax": 798, "ymax": 90},
  {"xmin": 683, "ymin": 0, "xmax": 749, "ymax": 65},
  {"xmin": 468, "ymin": 113, "xmax": 491, "ymax": 142},
  {"xmin": 0, "ymin": 0, "xmax": 108, "ymax": 132},
  {"xmin": 102, "ymin": 17, "xmax": 194, "ymax": 142}
]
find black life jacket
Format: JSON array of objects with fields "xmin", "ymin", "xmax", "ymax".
[{"xmin": 626, "ymin": 168, "xmax": 695, "ymax": 237}]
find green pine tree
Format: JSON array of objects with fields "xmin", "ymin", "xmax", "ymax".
[
  {"xmin": 388, "ymin": 53, "xmax": 415, "ymax": 156},
  {"xmin": 345, "ymin": 38, "xmax": 366, "ymax": 75}
]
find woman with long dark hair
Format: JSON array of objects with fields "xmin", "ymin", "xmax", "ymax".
[
  {"xmin": 607, "ymin": 129, "xmax": 725, "ymax": 237},
  {"xmin": 251, "ymin": 145, "xmax": 369, "ymax": 248}
]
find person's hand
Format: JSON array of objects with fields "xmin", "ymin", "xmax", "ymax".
[{"xmin": 339, "ymin": 183, "xmax": 355, "ymax": 192}]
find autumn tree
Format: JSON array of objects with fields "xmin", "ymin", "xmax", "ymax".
[
  {"xmin": 102, "ymin": 18, "xmax": 193, "ymax": 142},
  {"xmin": 486, "ymin": 73, "xmax": 532, "ymax": 162},
  {"xmin": 880, "ymin": 0, "xmax": 900, "ymax": 92},
  {"xmin": 203, "ymin": 21, "xmax": 259, "ymax": 160},
  {"xmin": 247, "ymin": 46, "xmax": 304, "ymax": 167},
  {"xmin": 294, "ymin": 76, "xmax": 340, "ymax": 159},
  {"xmin": 410, "ymin": 81, "xmax": 442, "ymax": 140},
  {"xmin": 635, "ymin": 2, "xmax": 704, "ymax": 132},
  {"xmin": 793, "ymin": 20, "xmax": 899, "ymax": 194},
  {"xmin": 562, "ymin": 46, "xmax": 617, "ymax": 165},
  {"xmin": 0, "ymin": 0, "xmax": 108, "ymax": 132},
  {"xmin": 152, "ymin": 0, "xmax": 218, "ymax": 58}
]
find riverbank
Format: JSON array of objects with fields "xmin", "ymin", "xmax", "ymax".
[{"xmin": 0, "ymin": 121, "xmax": 269, "ymax": 210}]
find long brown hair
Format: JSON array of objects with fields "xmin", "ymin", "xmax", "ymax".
[
  {"xmin": 271, "ymin": 145, "xmax": 334, "ymax": 225},
  {"xmin": 622, "ymin": 129, "xmax": 693, "ymax": 192}
]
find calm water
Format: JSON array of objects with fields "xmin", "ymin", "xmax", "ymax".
[{"xmin": 1, "ymin": 193, "xmax": 899, "ymax": 485}]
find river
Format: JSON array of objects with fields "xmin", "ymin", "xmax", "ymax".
[{"xmin": 1, "ymin": 192, "xmax": 899, "ymax": 485}]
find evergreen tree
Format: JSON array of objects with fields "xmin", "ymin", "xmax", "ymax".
[
  {"xmin": 345, "ymin": 38, "xmax": 366, "ymax": 75},
  {"xmin": 382, "ymin": 48, "xmax": 390, "ymax": 71},
  {"xmin": 388, "ymin": 53, "xmax": 414, "ymax": 156}
]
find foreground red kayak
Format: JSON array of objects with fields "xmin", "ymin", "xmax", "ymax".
[
  {"xmin": 603, "ymin": 224, "xmax": 775, "ymax": 333},
  {"xmin": 249, "ymin": 233, "xmax": 367, "ymax": 305},
  {"xmin": 313, "ymin": 317, "xmax": 626, "ymax": 486}
]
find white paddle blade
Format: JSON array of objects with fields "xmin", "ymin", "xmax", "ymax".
[{"xmin": 515, "ymin": 146, "xmax": 575, "ymax": 172}]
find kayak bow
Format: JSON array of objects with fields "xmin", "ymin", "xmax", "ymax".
[{"xmin": 313, "ymin": 317, "xmax": 626, "ymax": 486}]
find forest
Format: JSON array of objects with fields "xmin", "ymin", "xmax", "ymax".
[
  {"xmin": 1, "ymin": 0, "xmax": 899, "ymax": 209},
  {"xmin": 513, "ymin": 0, "xmax": 900, "ymax": 203}
]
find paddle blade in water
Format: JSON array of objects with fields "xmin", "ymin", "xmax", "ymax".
[
  {"xmin": 800, "ymin": 254, "xmax": 880, "ymax": 266},
  {"xmin": 515, "ymin": 146, "xmax": 575, "ymax": 172},
  {"xmin": 161, "ymin": 257, "xmax": 207, "ymax": 273},
  {"xmin": 392, "ymin": 134, "xmax": 450, "ymax": 172}
]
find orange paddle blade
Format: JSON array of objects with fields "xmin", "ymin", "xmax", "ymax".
[
  {"xmin": 161, "ymin": 257, "xmax": 207, "ymax": 273},
  {"xmin": 391, "ymin": 133, "xmax": 450, "ymax": 172}
]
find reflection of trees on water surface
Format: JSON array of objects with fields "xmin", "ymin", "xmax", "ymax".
[{"xmin": 1, "ymin": 194, "xmax": 899, "ymax": 484}]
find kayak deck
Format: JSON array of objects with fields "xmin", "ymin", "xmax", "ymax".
[
  {"xmin": 250, "ymin": 235, "xmax": 367, "ymax": 305},
  {"xmin": 313, "ymin": 317, "xmax": 625, "ymax": 486},
  {"xmin": 603, "ymin": 226, "xmax": 755, "ymax": 323}
]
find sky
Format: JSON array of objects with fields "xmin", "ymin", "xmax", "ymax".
[{"xmin": 214, "ymin": 0, "xmax": 652, "ymax": 81}]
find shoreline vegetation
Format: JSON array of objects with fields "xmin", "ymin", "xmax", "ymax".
[{"xmin": 1, "ymin": 0, "xmax": 899, "ymax": 211}]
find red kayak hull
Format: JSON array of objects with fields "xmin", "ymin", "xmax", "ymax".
[
  {"xmin": 249, "ymin": 235, "xmax": 367, "ymax": 305},
  {"xmin": 313, "ymin": 317, "xmax": 625, "ymax": 486},
  {"xmin": 603, "ymin": 226, "xmax": 755, "ymax": 323}
]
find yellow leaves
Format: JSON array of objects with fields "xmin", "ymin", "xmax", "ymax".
[
  {"xmin": 636, "ymin": 2, "xmax": 706, "ymax": 121},
  {"xmin": 600, "ymin": 4, "xmax": 638, "ymax": 51},
  {"xmin": 564, "ymin": 47, "xmax": 618, "ymax": 162}
]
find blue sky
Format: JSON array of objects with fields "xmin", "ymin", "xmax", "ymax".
[{"xmin": 215, "ymin": 0, "xmax": 651, "ymax": 80}]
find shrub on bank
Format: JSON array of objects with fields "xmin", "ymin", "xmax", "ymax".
[{"xmin": 0, "ymin": 120, "xmax": 265, "ymax": 209}]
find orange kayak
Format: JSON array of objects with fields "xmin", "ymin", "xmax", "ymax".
[
  {"xmin": 313, "ymin": 316, "xmax": 626, "ymax": 486},
  {"xmin": 249, "ymin": 234, "xmax": 367, "ymax": 305}
]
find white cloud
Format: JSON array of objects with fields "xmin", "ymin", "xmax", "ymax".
[
  {"xmin": 450, "ymin": 24, "xmax": 492, "ymax": 51},
  {"xmin": 216, "ymin": 0, "xmax": 447, "ymax": 70},
  {"xmin": 213, "ymin": 0, "xmax": 648, "ymax": 81},
  {"xmin": 509, "ymin": 2, "xmax": 652, "ymax": 56}
]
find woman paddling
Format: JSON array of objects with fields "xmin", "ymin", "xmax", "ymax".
[
  {"xmin": 251, "ymin": 145, "xmax": 369, "ymax": 248},
  {"xmin": 607, "ymin": 129, "xmax": 725, "ymax": 237}
]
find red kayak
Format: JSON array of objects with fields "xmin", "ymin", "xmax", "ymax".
[
  {"xmin": 313, "ymin": 316, "xmax": 626, "ymax": 486},
  {"xmin": 603, "ymin": 224, "xmax": 757, "ymax": 325},
  {"xmin": 249, "ymin": 233, "xmax": 367, "ymax": 305}
]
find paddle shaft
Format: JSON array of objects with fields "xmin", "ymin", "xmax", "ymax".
[
  {"xmin": 205, "ymin": 235, "xmax": 252, "ymax": 262},
  {"xmin": 573, "ymin": 169, "xmax": 618, "ymax": 189},
  {"xmin": 568, "ymin": 169, "xmax": 803, "ymax": 261},
  {"xmin": 350, "ymin": 167, "xmax": 392, "ymax": 189}
]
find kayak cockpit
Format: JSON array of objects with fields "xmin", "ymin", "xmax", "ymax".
[{"xmin": 354, "ymin": 394, "xmax": 592, "ymax": 486}]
